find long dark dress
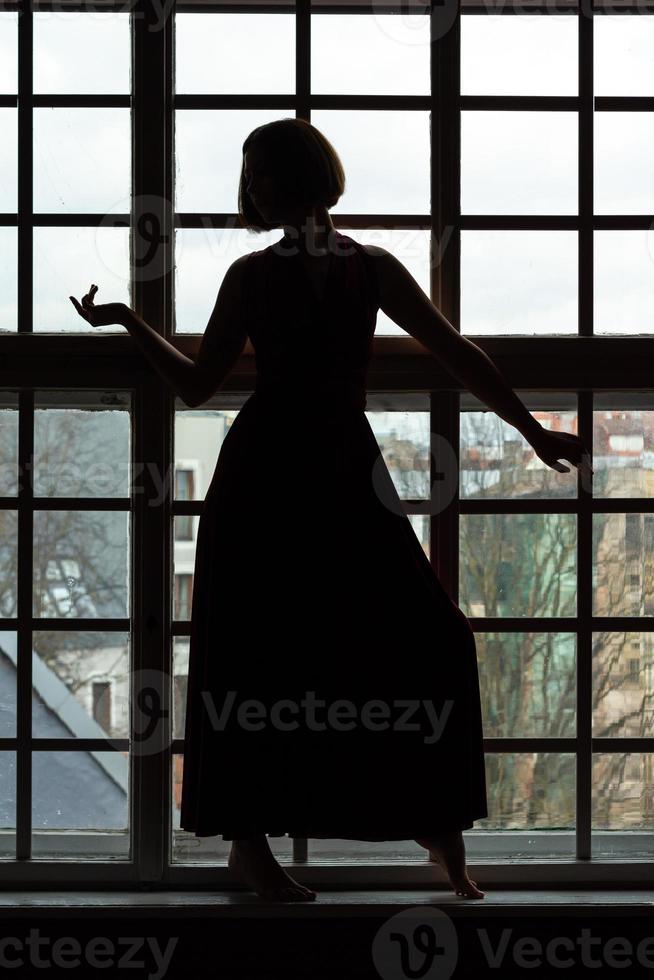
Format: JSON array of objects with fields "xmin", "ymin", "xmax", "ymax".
[{"xmin": 179, "ymin": 230, "xmax": 488, "ymax": 840}]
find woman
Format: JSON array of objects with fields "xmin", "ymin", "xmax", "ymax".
[{"xmin": 71, "ymin": 118, "xmax": 592, "ymax": 903}]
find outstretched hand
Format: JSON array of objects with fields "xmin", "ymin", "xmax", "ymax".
[
  {"xmin": 531, "ymin": 427, "xmax": 593, "ymax": 481},
  {"xmin": 69, "ymin": 284, "xmax": 126, "ymax": 328}
]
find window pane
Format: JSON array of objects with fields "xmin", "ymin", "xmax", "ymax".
[
  {"xmin": 0, "ymin": 632, "xmax": 17, "ymax": 738},
  {"xmin": 593, "ymin": 753, "xmax": 654, "ymax": 830},
  {"xmin": 34, "ymin": 391, "xmax": 131, "ymax": 498},
  {"xmin": 173, "ymin": 520, "xmax": 196, "ymax": 620},
  {"xmin": 32, "ymin": 631, "xmax": 129, "ymax": 739},
  {"xmin": 477, "ymin": 633, "xmax": 576, "ymax": 738},
  {"xmin": 174, "ymin": 227, "xmax": 278, "ymax": 333},
  {"xmin": 366, "ymin": 409, "xmax": 431, "ymax": 499},
  {"xmin": 0, "ymin": 228, "xmax": 17, "ymax": 333},
  {"xmin": 0, "ymin": 511, "xmax": 17, "ymax": 618},
  {"xmin": 461, "ymin": 111, "xmax": 578, "ymax": 215},
  {"xmin": 32, "ymin": 750, "xmax": 129, "ymax": 858},
  {"xmin": 34, "ymin": 226, "xmax": 130, "ymax": 333},
  {"xmin": 175, "ymin": 13, "xmax": 294, "ymax": 94},
  {"xmin": 593, "ymin": 513, "xmax": 654, "ymax": 617},
  {"xmin": 175, "ymin": 109, "xmax": 282, "ymax": 213},
  {"xmin": 0, "ymin": 108, "xmax": 17, "ymax": 212},
  {"xmin": 461, "ymin": 400, "xmax": 578, "ymax": 498},
  {"xmin": 595, "ymin": 15, "xmax": 654, "ymax": 96},
  {"xmin": 34, "ymin": 108, "xmax": 131, "ymax": 214},
  {"xmin": 595, "ymin": 230, "xmax": 654, "ymax": 335},
  {"xmin": 460, "ymin": 514, "xmax": 577, "ymax": 618},
  {"xmin": 0, "ymin": 13, "xmax": 17, "ymax": 93},
  {"xmin": 312, "ymin": 14, "xmax": 430, "ymax": 95},
  {"xmin": 461, "ymin": 230, "xmax": 577, "ymax": 335},
  {"xmin": 593, "ymin": 633, "xmax": 654, "ymax": 738},
  {"xmin": 595, "ymin": 113, "xmax": 654, "ymax": 215},
  {"xmin": 173, "ymin": 637, "xmax": 189, "ymax": 740},
  {"xmin": 174, "ymin": 402, "xmax": 240, "ymax": 495},
  {"xmin": 593, "ymin": 401, "xmax": 654, "ymax": 497},
  {"xmin": 475, "ymin": 753, "xmax": 575, "ymax": 829},
  {"xmin": 313, "ymin": 110, "xmax": 430, "ymax": 215},
  {"xmin": 33, "ymin": 511, "xmax": 129, "ymax": 619},
  {"xmin": 33, "ymin": 12, "xmax": 130, "ymax": 94},
  {"xmin": 461, "ymin": 15, "xmax": 577, "ymax": 96},
  {"xmin": 0, "ymin": 392, "xmax": 18, "ymax": 496},
  {"xmin": 0, "ymin": 752, "xmax": 16, "ymax": 856},
  {"xmin": 408, "ymin": 514, "xmax": 429, "ymax": 559}
]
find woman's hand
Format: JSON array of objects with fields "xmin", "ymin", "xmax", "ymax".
[
  {"xmin": 69, "ymin": 284, "xmax": 127, "ymax": 328},
  {"xmin": 530, "ymin": 425, "xmax": 594, "ymax": 480}
]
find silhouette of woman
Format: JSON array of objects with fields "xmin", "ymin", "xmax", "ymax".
[{"xmin": 70, "ymin": 118, "xmax": 592, "ymax": 903}]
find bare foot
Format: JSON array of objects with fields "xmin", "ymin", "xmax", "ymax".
[
  {"xmin": 228, "ymin": 836, "xmax": 317, "ymax": 902},
  {"xmin": 415, "ymin": 831, "xmax": 484, "ymax": 899}
]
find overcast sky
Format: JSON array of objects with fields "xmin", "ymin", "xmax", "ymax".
[{"xmin": 1, "ymin": 10, "xmax": 654, "ymax": 335}]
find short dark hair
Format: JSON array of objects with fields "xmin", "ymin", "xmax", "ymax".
[{"xmin": 237, "ymin": 118, "xmax": 346, "ymax": 233}]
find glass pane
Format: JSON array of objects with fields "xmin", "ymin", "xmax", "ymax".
[
  {"xmin": 593, "ymin": 513, "xmax": 654, "ymax": 617},
  {"xmin": 175, "ymin": 109, "xmax": 282, "ymax": 213},
  {"xmin": 173, "ymin": 637, "xmax": 189, "ymax": 740},
  {"xmin": 0, "ymin": 228, "xmax": 17, "ymax": 333},
  {"xmin": 593, "ymin": 753, "xmax": 654, "ymax": 830},
  {"xmin": 313, "ymin": 110, "xmax": 430, "ymax": 215},
  {"xmin": 175, "ymin": 13, "xmax": 294, "ymax": 94},
  {"xmin": 34, "ymin": 391, "xmax": 131, "ymax": 498},
  {"xmin": 33, "ymin": 511, "xmax": 129, "ymax": 619},
  {"xmin": 174, "ymin": 227, "xmax": 278, "ymax": 333},
  {"xmin": 408, "ymin": 514, "xmax": 429, "ymax": 559},
  {"xmin": 173, "ymin": 519, "xmax": 196, "ymax": 621},
  {"xmin": 595, "ymin": 113, "xmax": 654, "ymax": 215},
  {"xmin": 32, "ymin": 750, "xmax": 129, "ymax": 857},
  {"xmin": 0, "ymin": 632, "xmax": 17, "ymax": 738},
  {"xmin": 0, "ymin": 13, "xmax": 17, "ymax": 94},
  {"xmin": 475, "ymin": 753, "xmax": 575, "ymax": 829},
  {"xmin": 460, "ymin": 514, "xmax": 577, "ymax": 618},
  {"xmin": 32, "ymin": 631, "xmax": 129, "ymax": 739},
  {"xmin": 354, "ymin": 229, "xmax": 430, "ymax": 337},
  {"xmin": 34, "ymin": 108, "xmax": 131, "ymax": 214},
  {"xmin": 33, "ymin": 12, "xmax": 130, "ymax": 94},
  {"xmin": 0, "ymin": 108, "xmax": 17, "ymax": 212},
  {"xmin": 595, "ymin": 230, "xmax": 654, "ymax": 335},
  {"xmin": 461, "ymin": 230, "xmax": 577, "ymax": 335},
  {"xmin": 461, "ymin": 111, "xmax": 578, "ymax": 215},
  {"xmin": 0, "ymin": 752, "xmax": 16, "ymax": 857},
  {"xmin": 461, "ymin": 401, "xmax": 578, "ymax": 498},
  {"xmin": 593, "ymin": 403, "xmax": 654, "ymax": 497},
  {"xmin": 312, "ymin": 13, "xmax": 430, "ymax": 95},
  {"xmin": 0, "ymin": 510, "xmax": 17, "ymax": 618},
  {"xmin": 174, "ymin": 403, "xmax": 241, "ymax": 496},
  {"xmin": 366, "ymin": 410, "xmax": 431, "ymax": 500},
  {"xmin": 595, "ymin": 15, "xmax": 654, "ymax": 97},
  {"xmin": 477, "ymin": 633, "xmax": 576, "ymax": 737},
  {"xmin": 461, "ymin": 15, "xmax": 577, "ymax": 96},
  {"xmin": 593, "ymin": 633, "xmax": 654, "ymax": 737},
  {"xmin": 34, "ymin": 226, "xmax": 130, "ymax": 333},
  {"xmin": 0, "ymin": 391, "xmax": 18, "ymax": 494}
]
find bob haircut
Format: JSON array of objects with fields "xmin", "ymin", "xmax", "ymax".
[{"xmin": 237, "ymin": 118, "xmax": 346, "ymax": 233}]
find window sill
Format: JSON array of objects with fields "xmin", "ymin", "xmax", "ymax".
[{"xmin": 0, "ymin": 889, "xmax": 653, "ymax": 919}]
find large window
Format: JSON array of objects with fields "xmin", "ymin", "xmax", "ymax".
[{"xmin": 1, "ymin": 0, "xmax": 653, "ymax": 888}]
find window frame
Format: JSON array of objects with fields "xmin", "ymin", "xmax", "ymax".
[{"xmin": 2, "ymin": 0, "xmax": 654, "ymax": 888}]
